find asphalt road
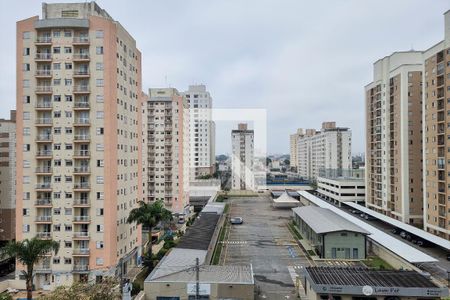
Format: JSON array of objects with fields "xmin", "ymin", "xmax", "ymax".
[{"xmin": 221, "ymin": 195, "xmax": 310, "ymax": 300}]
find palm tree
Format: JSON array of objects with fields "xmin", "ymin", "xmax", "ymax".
[
  {"xmin": 127, "ymin": 200, "xmax": 172, "ymax": 263},
  {"xmin": 1, "ymin": 238, "xmax": 59, "ymax": 300}
]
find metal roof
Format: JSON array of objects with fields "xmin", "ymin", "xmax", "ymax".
[
  {"xmin": 148, "ymin": 264, "xmax": 254, "ymax": 284},
  {"xmin": 305, "ymin": 266, "xmax": 438, "ymax": 288},
  {"xmin": 292, "ymin": 206, "xmax": 369, "ymax": 234},
  {"xmin": 298, "ymin": 191, "xmax": 438, "ymax": 263},
  {"xmin": 146, "ymin": 248, "xmax": 207, "ymax": 281},
  {"xmin": 345, "ymin": 202, "xmax": 450, "ymax": 250},
  {"xmin": 176, "ymin": 213, "xmax": 220, "ymax": 250}
]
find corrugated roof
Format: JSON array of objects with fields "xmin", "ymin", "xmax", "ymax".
[
  {"xmin": 177, "ymin": 213, "xmax": 220, "ymax": 250},
  {"xmin": 292, "ymin": 206, "xmax": 369, "ymax": 234},
  {"xmin": 345, "ymin": 202, "xmax": 450, "ymax": 250},
  {"xmin": 298, "ymin": 191, "xmax": 438, "ymax": 263},
  {"xmin": 146, "ymin": 248, "xmax": 207, "ymax": 281},
  {"xmin": 148, "ymin": 264, "xmax": 254, "ymax": 284}
]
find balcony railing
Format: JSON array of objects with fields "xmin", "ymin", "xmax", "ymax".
[
  {"xmin": 36, "ymin": 118, "xmax": 52, "ymax": 125},
  {"xmin": 74, "ymin": 118, "xmax": 90, "ymax": 125},
  {"xmin": 74, "ymin": 167, "xmax": 90, "ymax": 173},
  {"xmin": 74, "ymin": 150, "xmax": 90, "ymax": 157},
  {"xmin": 73, "ymin": 265, "xmax": 89, "ymax": 272},
  {"xmin": 74, "ymin": 101, "xmax": 90, "ymax": 109},
  {"xmin": 73, "ymin": 248, "xmax": 90, "ymax": 255},
  {"xmin": 37, "ymin": 150, "xmax": 52, "ymax": 156},
  {"xmin": 74, "ymin": 70, "xmax": 90, "ymax": 76},
  {"xmin": 36, "ymin": 37, "xmax": 52, "ymax": 43},
  {"xmin": 74, "ymin": 135, "xmax": 90, "ymax": 141},
  {"xmin": 35, "ymin": 215, "xmax": 52, "ymax": 222},
  {"xmin": 35, "ymin": 70, "xmax": 52, "ymax": 76},
  {"xmin": 35, "ymin": 53, "xmax": 52, "ymax": 60},
  {"xmin": 35, "ymin": 183, "xmax": 51, "ymax": 189},
  {"xmin": 35, "ymin": 86, "xmax": 53, "ymax": 93},
  {"xmin": 35, "ymin": 199, "xmax": 52, "ymax": 206},
  {"xmin": 36, "ymin": 135, "xmax": 52, "ymax": 141},
  {"xmin": 73, "ymin": 85, "xmax": 90, "ymax": 93},
  {"xmin": 73, "ymin": 54, "xmax": 90, "ymax": 60},
  {"xmin": 73, "ymin": 198, "xmax": 90, "ymax": 206},
  {"xmin": 35, "ymin": 264, "xmax": 51, "ymax": 271},
  {"xmin": 73, "ymin": 37, "xmax": 90, "ymax": 44},
  {"xmin": 36, "ymin": 232, "xmax": 51, "ymax": 239},
  {"xmin": 73, "ymin": 216, "xmax": 90, "ymax": 222},
  {"xmin": 35, "ymin": 167, "xmax": 52, "ymax": 173},
  {"xmin": 36, "ymin": 101, "xmax": 52, "ymax": 109},
  {"xmin": 73, "ymin": 232, "xmax": 89, "ymax": 238},
  {"xmin": 74, "ymin": 183, "xmax": 90, "ymax": 189}
]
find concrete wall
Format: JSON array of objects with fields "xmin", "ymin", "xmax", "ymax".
[{"xmin": 323, "ymin": 232, "xmax": 366, "ymax": 259}]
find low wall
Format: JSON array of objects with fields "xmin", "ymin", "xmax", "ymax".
[
  {"xmin": 368, "ymin": 240, "xmax": 415, "ymax": 270},
  {"xmin": 206, "ymin": 211, "xmax": 226, "ymax": 264},
  {"xmin": 0, "ymin": 279, "xmax": 26, "ymax": 293}
]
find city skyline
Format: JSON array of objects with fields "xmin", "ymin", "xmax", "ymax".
[{"xmin": 0, "ymin": 0, "xmax": 449, "ymax": 154}]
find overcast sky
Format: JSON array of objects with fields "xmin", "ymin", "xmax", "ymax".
[{"xmin": 0, "ymin": 1, "xmax": 448, "ymax": 155}]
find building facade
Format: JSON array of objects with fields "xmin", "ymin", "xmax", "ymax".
[
  {"xmin": 289, "ymin": 128, "xmax": 303, "ymax": 171},
  {"xmin": 423, "ymin": 10, "xmax": 450, "ymax": 239},
  {"xmin": 16, "ymin": 2, "xmax": 142, "ymax": 288},
  {"xmin": 297, "ymin": 122, "xmax": 352, "ymax": 180},
  {"xmin": 182, "ymin": 85, "xmax": 215, "ymax": 179},
  {"xmin": 0, "ymin": 111, "xmax": 16, "ymax": 242},
  {"xmin": 365, "ymin": 52, "xmax": 424, "ymax": 226},
  {"xmin": 317, "ymin": 169, "xmax": 365, "ymax": 206},
  {"xmin": 231, "ymin": 123, "xmax": 254, "ymax": 190},
  {"xmin": 145, "ymin": 88, "xmax": 190, "ymax": 214}
]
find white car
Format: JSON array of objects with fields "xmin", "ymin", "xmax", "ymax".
[{"xmin": 230, "ymin": 217, "xmax": 243, "ymax": 225}]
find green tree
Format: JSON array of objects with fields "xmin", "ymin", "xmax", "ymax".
[
  {"xmin": 1, "ymin": 238, "xmax": 59, "ymax": 300},
  {"xmin": 127, "ymin": 200, "xmax": 172, "ymax": 269}
]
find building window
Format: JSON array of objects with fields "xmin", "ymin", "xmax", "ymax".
[
  {"xmin": 22, "ymin": 31, "xmax": 30, "ymax": 39},
  {"xmin": 96, "ymin": 46, "xmax": 104, "ymax": 55},
  {"xmin": 95, "ymin": 30, "xmax": 104, "ymax": 38},
  {"xmin": 96, "ymin": 79, "xmax": 104, "ymax": 87}
]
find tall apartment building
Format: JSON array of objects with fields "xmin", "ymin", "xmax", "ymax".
[
  {"xmin": 16, "ymin": 2, "xmax": 143, "ymax": 288},
  {"xmin": 365, "ymin": 52, "xmax": 424, "ymax": 225},
  {"xmin": 0, "ymin": 111, "xmax": 16, "ymax": 242},
  {"xmin": 289, "ymin": 128, "xmax": 303, "ymax": 171},
  {"xmin": 423, "ymin": 10, "xmax": 450, "ymax": 239},
  {"xmin": 182, "ymin": 85, "xmax": 215, "ymax": 179},
  {"xmin": 145, "ymin": 88, "xmax": 190, "ymax": 214},
  {"xmin": 231, "ymin": 123, "xmax": 254, "ymax": 190},
  {"xmin": 297, "ymin": 122, "xmax": 352, "ymax": 180}
]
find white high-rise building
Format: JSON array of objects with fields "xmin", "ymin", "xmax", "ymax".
[
  {"xmin": 289, "ymin": 129, "xmax": 303, "ymax": 171},
  {"xmin": 231, "ymin": 123, "xmax": 254, "ymax": 190},
  {"xmin": 297, "ymin": 122, "xmax": 352, "ymax": 180},
  {"xmin": 183, "ymin": 85, "xmax": 215, "ymax": 179}
]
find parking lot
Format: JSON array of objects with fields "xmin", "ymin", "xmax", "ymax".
[{"xmin": 220, "ymin": 195, "xmax": 309, "ymax": 300}]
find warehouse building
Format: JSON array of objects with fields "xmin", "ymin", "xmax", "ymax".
[
  {"xmin": 301, "ymin": 266, "xmax": 448, "ymax": 299},
  {"xmin": 292, "ymin": 206, "xmax": 369, "ymax": 259}
]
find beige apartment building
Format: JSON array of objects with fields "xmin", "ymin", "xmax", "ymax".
[
  {"xmin": 0, "ymin": 111, "xmax": 16, "ymax": 242},
  {"xmin": 423, "ymin": 10, "xmax": 450, "ymax": 239},
  {"xmin": 365, "ymin": 51, "xmax": 424, "ymax": 226},
  {"xmin": 16, "ymin": 2, "xmax": 143, "ymax": 288},
  {"xmin": 144, "ymin": 88, "xmax": 190, "ymax": 215},
  {"xmin": 289, "ymin": 128, "xmax": 303, "ymax": 171}
]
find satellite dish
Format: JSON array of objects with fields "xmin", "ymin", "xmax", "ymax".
[{"xmin": 362, "ymin": 285, "xmax": 374, "ymax": 296}]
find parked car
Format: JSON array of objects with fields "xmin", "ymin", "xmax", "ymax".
[
  {"xmin": 446, "ymin": 254, "xmax": 450, "ymax": 261},
  {"xmin": 400, "ymin": 231, "xmax": 407, "ymax": 239},
  {"xmin": 364, "ymin": 215, "xmax": 376, "ymax": 221},
  {"xmin": 351, "ymin": 209, "xmax": 360, "ymax": 214},
  {"xmin": 405, "ymin": 234, "xmax": 412, "ymax": 241},
  {"xmin": 417, "ymin": 240, "xmax": 428, "ymax": 247},
  {"xmin": 359, "ymin": 213, "xmax": 366, "ymax": 218},
  {"xmin": 230, "ymin": 217, "xmax": 243, "ymax": 225}
]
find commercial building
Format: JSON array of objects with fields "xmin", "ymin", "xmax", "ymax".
[
  {"xmin": 0, "ymin": 111, "xmax": 16, "ymax": 242},
  {"xmin": 317, "ymin": 169, "xmax": 365, "ymax": 206},
  {"xmin": 365, "ymin": 51, "xmax": 424, "ymax": 226},
  {"xmin": 301, "ymin": 266, "xmax": 448, "ymax": 300},
  {"xmin": 16, "ymin": 1, "xmax": 142, "ymax": 288},
  {"xmin": 423, "ymin": 10, "xmax": 450, "ymax": 239},
  {"xmin": 289, "ymin": 129, "xmax": 303, "ymax": 171},
  {"xmin": 144, "ymin": 88, "xmax": 190, "ymax": 214},
  {"xmin": 297, "ymin": 122, "xmax": 352, "ymax": 180},
  {"xmin": 183, "ymin": 85, "xmax": 216, "ymax": 179},
  {"xmin": 231, "ymin": 123, "xmax": 254, "ymax": 190},
  {"xmin": 292, "ymin": 206, "xmax": 368, "ymax": 259}
]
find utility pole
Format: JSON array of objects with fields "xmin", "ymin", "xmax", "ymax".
[{"xmin": 195, "ymin": 257, "xmax": 200, "ymax": 300}]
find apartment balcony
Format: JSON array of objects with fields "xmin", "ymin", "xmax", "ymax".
[
  {"xmin": 35, "ymin": 198, "xmax": 52, "ymax": 207},
  {"xmin": 72, "ymin": 248, "xmax": 90, "ymax": 256},
  {"xmin": 73, "ymin": 232, "xmax": 90, "ymax": 239},
  {"xmin": 35, "ymin": 36, "xmax": 52, "ymax": 44},
  {"xmin": 73, "ymin": 198, "xmax": 90, "ymax": 207},
  {"xmin": 36, "ymin": 134, "xmax": 52, "ymax": 142},
  {"xmin": 35, "ymin": 86, "xmax": 53, "ymax": 94},
  {"xmin": 73, "ymin": 216, "xmax": 90, "ymax": 223},
  {"xmin": 73, "ymin": 118, "xmax": 90, "ymax": 126},
  {"xmin": 35, "ymin": 167, "xmax": 52, "ymax": 174},
  {"xmin": 73, "ymin": 70, "xmax": 90, "ymax": 78},
  {"xmin": 36, "ymin": 150, "xmax": 52, "ymax": 158},
  {"xmin": 73, "ymin": 85, "xmax": 90, "ymax": 94},
  {"xmin": 35, "ymin": 69, "xmax": 52, "ymax": 78},
  {"xmin": 73, "ymin": 150, "xmax": 90, "ymax": 158},
  {"xmin": 35, "ymin": 118, "xmax": 52, "ymax": 126},
  {"xmin": 73, "ymin": 183, "xmax": 90, "ymax": 191},
  {"xmin": 73, "ymin": 166, "xmax": 90, "ymax": 174},
  {"xmin": 73, "ymin": 54, "xmax": 90, "ymax": 61},
  {"xmin": 73, "ymin": 36, "xmax": 90, "ymax": 45},
  {"xmin": 74, "ymin": 101, "xmax": 90, "ymax": 110},
  {"xmin": 74, "ymin": 134, "xmax": 90, "ymax": 142},
  {"xmin": 35, "ymin": 264, "xmax": 52, "ymax": 273},
  {"xmin": 35, "ymin": 101, "xmax": 52, "ymax": 110},
  {"xmin": 36, "ymin": 232, "xmax": 52, "ymax": 239},
  {"xmin": 72, "ymin": 265, "xmax": 89, "ymax": 273},
  {"xmin": 35, "ymin": 215, "xmax": 52, "ymax": 223},
  {"xmin": 35, "ymin": 53, "xmax": 52, "ymax": 61},
  {"xmin": 35, "ymin": 183, "xmax": 51, "ymax": 191}
]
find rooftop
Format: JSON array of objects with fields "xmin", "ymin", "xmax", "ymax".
[
  {"xmin": 292, "ymin": 206, "xmax": 369, "ymax": 235},
  {"xmin": 305, "ymin": 266, "xmax": 438, "ymax": 288},
  {"xmin": 176, "ymin": 213, "xmax": 220, "ymax": 250},
  {"xmin": 148, "ymin": 264, "xmax": 254, "ymax": 284}
]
